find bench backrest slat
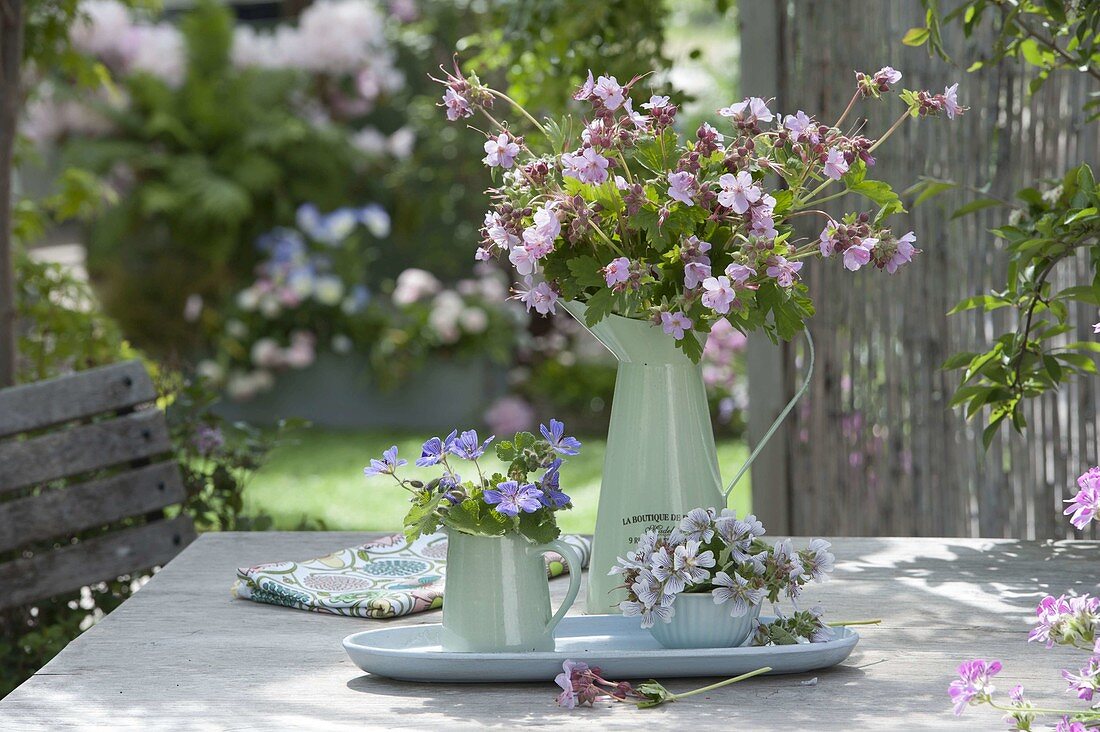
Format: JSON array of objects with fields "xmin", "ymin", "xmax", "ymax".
[
  {"xmin": 0, "ymin": 461, "xmax": 185, "ymax": 554},
  {"xmin": 0, "ymin": 361, "xmax": 156, "ymax": 439},
  {"xmin": 0, "ymin": 361, "xmax": 196, "ymax": 609},
  {"xmin": 0, "ymin": 516, "xmax": 197, "ymax": 610},
  {"xmin": 0, "ymin": 410, "xmax": 171, "ymax": 494}
]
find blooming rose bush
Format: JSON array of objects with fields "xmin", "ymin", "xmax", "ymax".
[
  {"xmin": 434, "ymin": 60, "xmax": 962, "ymax": 360},
  {"xmin": 949, "ymin": 466, "xmax": 1100, "ymax": 730},
  {"xmin": 362, "ymin": 420, "xmax": 582, "ymax": 544},
  {"xmin": 610, "ymin": 506, "xmax": 835, "ymax": 641}
]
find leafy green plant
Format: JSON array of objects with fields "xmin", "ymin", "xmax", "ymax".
[
  {"xmin": 64, "ymin": 0, "xmax": 365, "ymax": 355},
  {"xmin": 906, "ymin": 0, "xmax": 1100, "ymax": 444},
  {"xmin": 940, "ymin": 166, "xmax": 1100, "ymax": 446},
  {"xmin": 908, "ymin": 0, "xmax": 1100, "ymax": 118}
]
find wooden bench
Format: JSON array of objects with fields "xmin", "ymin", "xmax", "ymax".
[{"xmin": 0, "ymin": 361, "xmax": 196, "ymax": 609}]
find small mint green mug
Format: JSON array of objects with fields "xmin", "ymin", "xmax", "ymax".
[{"xmin": 440, "ymin": 530, "xmax": 583, "ymax": 653}]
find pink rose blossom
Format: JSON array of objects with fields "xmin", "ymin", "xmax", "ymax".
[
  {"xmin": 717, "ymin": 171, "xmax": 762, "ymax": 214},
  {"xmin": 660, "ymin": 311, "xmax": 692, "ymax": 340}
]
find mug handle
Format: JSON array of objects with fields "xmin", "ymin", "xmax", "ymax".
[{"xmin": 533, "ymin": 538, "xmax": 583, "ymax": 635}]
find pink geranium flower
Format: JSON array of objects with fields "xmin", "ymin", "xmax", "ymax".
[
  {"xmin": 843, "ymin": 241, "xmax": 873, "ymax": 271},
  {"xmin": 717, "ymin": 171, "xmax": 761, "ymax": 214},
  {"xmin": 766, "ymin": 256, "xmax": 803, "ymax": 287},
  {"xmin": 561, "ymin": 148, "xmax": 610, "ymax": 184},
  {"xmin": 482, "ymin": 132, "xmax": 520, "ymax": 169},
  {"xmin": 701, "ymin": 276, "xmax": 736, "ymax": 314},
  {"xmin": 603, "ymin": 257, "xmax": 631, "ymax": 287},
  {"xmin": 667, "ymin": 170, "xmax": 696, "ymax": 206},
  {"xmin": 824, "ymin": 148, "xmax": 849, "ymax": 180},
  {"xmin": 660, "ymin": 311, "xmax": 692, "ymax": 340}
]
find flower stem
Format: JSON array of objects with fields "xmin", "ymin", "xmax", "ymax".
[
  {"xmin": 988, "ymin": 701, "xmax": 1100, "ymax": 716},
  {"xmin": 590, "ymin": 222, "xmax": 626, "ymax": 257},
  {"xmin": 867, "ymin": 110, "xmax": 910, "ymax": 154},
  {"xmin": 486, "ymin": 88, "xmax": 548, "ymax": 136},
  {"xmin": 800, "ymin": 188, "xmax": 848, "ymax": 208},
  {"xmin": 670, "ymin": 666, "xmax": 772, "ymax": 700},
  {"xmin": 834, "ymin": 90, "xmax": 861, "ymax": 129},
  {"xmin": 826, "ymin": 619, "xmax": 882, "ymax": 627}
]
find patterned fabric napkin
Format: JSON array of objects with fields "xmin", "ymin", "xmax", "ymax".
[{"xmin": 232, "ymin": 532, "xmax": 592, "ymax": 619}]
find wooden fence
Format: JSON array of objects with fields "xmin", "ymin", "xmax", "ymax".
[{"xmin": 743, "ymin": 1, "xmax": 1100, "ymax": 538}]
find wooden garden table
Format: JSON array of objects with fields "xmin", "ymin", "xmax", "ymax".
[{"xmin": 0, "ymin": 532, "xmax": 1095, "ymax": 730}]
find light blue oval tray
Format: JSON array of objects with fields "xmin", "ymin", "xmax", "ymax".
[{"xmin": 343, "ymin": 614, "xmax": 859, "ymax": 682}]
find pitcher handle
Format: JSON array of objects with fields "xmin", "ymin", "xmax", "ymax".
[
  {"xmin": 533, "ymin": 538, "xmax": 583, "ymax": 635},
  {"xmin": 723, "ymin": 326, "xmax": 815, "ymax": 501}
]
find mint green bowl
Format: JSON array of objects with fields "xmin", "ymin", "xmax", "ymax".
[{"xmin": 648, "ymin": 594, "xmax": 762, "ymax": 649}]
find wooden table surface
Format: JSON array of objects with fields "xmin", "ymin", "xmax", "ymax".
[{"xmin": 1, "ymin": 532, "xmax": 1096, "ymax": 731}]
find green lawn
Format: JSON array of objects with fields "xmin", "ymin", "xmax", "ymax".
[{"xmin": 246, "ymin": 429, "xmax": 751, "ymax": 534}]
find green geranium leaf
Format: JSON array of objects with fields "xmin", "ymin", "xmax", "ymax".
[
  {"xmin": 442, "ymin": 499, "xmax": 511, "ymax": 537},
  {"xmin": 495, "ymin": 440, "xmax": 516, "ymax": 461},
  {"xmin": 848, "ymin": 179, "xmax": 904, "ymax": 216},
  {"xmin": 514, "ymin": 431, "xmax": 536, "ymax": 450},
  {"xmin": 403, "ymin": 491, "xmax": 442, "ymax": 544},
  {"xmin": 584, "ymin": 288, "xmax": 615, "ymax": 326},
  {"xmin": 566, "ymin": 256, "xmax": 606, "ymax": 288},
  {"xmin": 517, "ymin": 510, "xmax": 559, "ymax": 544},
  {"xmin": 634, "ymin": 680, "xmax": 675, "ymax": 708}
]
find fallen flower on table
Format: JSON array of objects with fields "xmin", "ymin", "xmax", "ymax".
[{"xmin": 554, "ymin": 660, "xmax": 771, "ymax": 709}]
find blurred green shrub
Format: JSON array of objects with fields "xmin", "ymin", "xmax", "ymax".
[{"xmin": 61, "ymin": 0, "xmax": 366, "ymax": 356}]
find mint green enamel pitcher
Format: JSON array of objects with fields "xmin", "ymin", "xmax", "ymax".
[
  {"xmin": 441, "ymin": 530, "xmax": 583, "ymax": 652},
  {"xmin": 562, "ymin": 301, "xmax": 812, "ymax": 614}
]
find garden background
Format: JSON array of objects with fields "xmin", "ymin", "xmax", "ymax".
[{"xmin": 6, "ymin": 0, "xmax": 1100, "ymax": 703}]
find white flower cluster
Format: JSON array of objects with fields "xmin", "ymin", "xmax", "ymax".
[
  {"xmin": 392, "ymin": 267, "xmax": 516, "ymax": 345},
  {"xmin": 610, "ymin": 507, "xmax": 835, "ymax": 630}
]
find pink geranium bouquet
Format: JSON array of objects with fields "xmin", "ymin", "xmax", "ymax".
[{"xmin": 433, "ymin": 61, "xmax": 962, "ymax": 360}]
